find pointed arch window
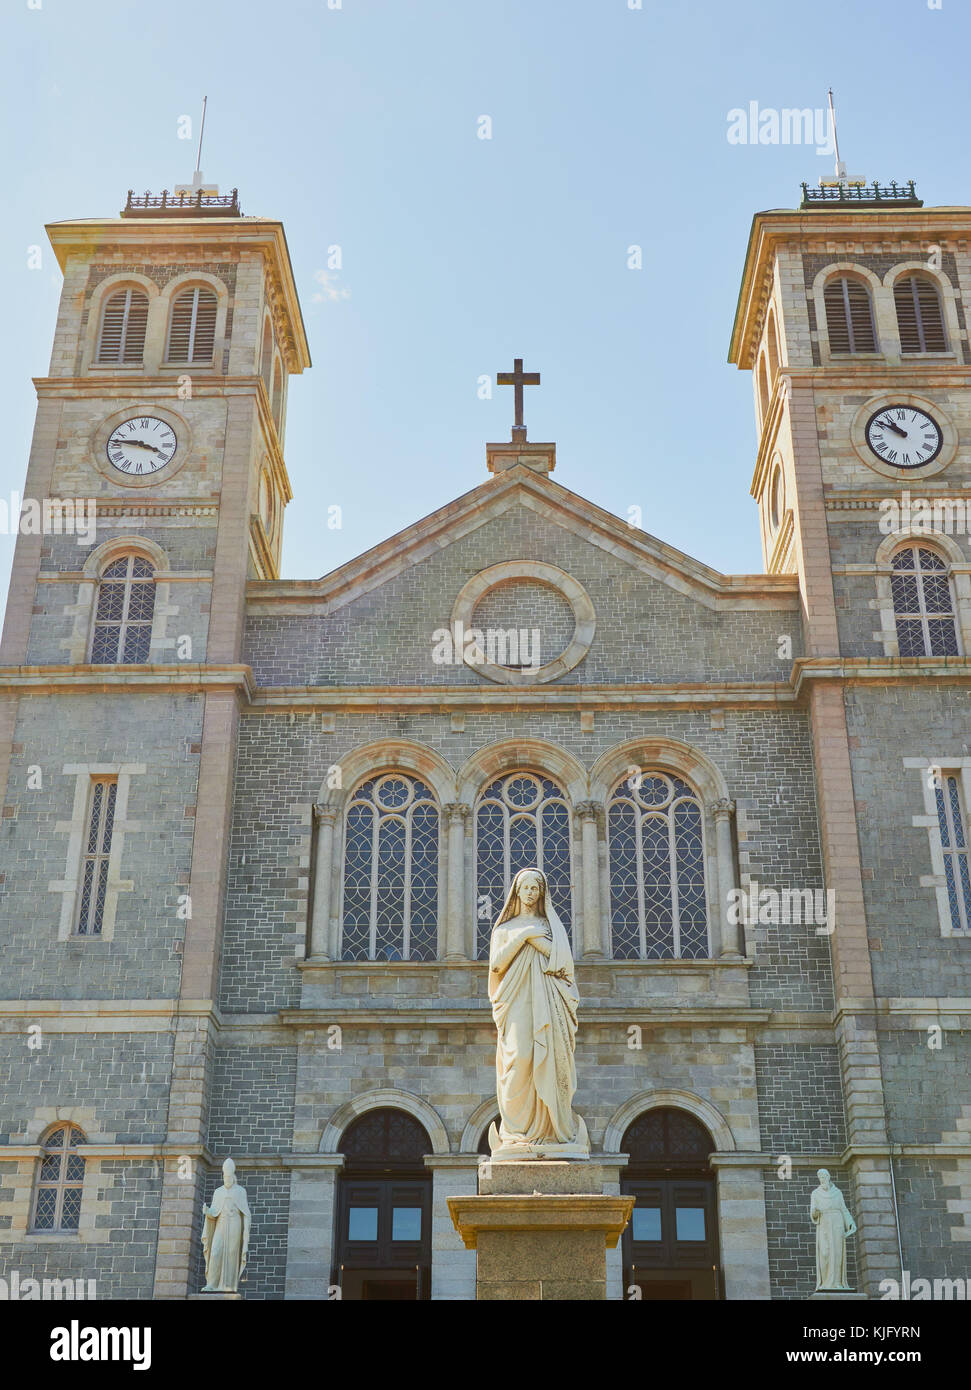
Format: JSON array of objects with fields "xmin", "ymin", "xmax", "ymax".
[
  {"xmin": 936, "ymin": 773, "xmax": 971, "ymax": 934},
  {"xmin": 165, "ymin": 286, "xmax": 218, "ymax": 363},
  {"xmin": 474, "ymin": 771, "xmax": 572, "ymax": 959},
  {"xmin": 340, "ymin": 774, "xmax": 440, "ymax": 961},
  {"xmin": 91, "ymin": 555, "xmax": 156, "ymax": 663},
  {"xmin": 894, "ymin": 274, "xmax": 947, "ymax": 353},
  {"xmin": 31, "ymin": 1124, "xmax": 86, "ymax": 1232},
  {"xmin": 96, "ymin": 288, "xmax": 149, "ymax": 364},
  {"xmin": 823, "ymin": 275, "xmax": 877, "ymax": 353},
  {"xmin": 607, "ymin": 772, "xmax": 710, "ymax": 960},
  {"xmin": 891, "ymin": 546, "xmax": 959, "ymax": 656}
]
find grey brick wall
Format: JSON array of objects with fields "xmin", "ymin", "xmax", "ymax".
[
  {"xmin": 844, "ymin": 685, "xmax": 971, "ymax": 998},
  {"xmin": 220, "ymin": 707, "xmax": 829, "ymax": 1013},
  {"xmin": 207, "ymin": 1047, "xmax": 297, "ymax": 1155},
  {"xmin": 755, "ymin": 1044, "xmax": 847, "ymax": 1153},
  {"xmin": 243, "ymin": 508, "xmax": 801, "ymax": 687},
  {"xmin": 0, "ymin": 1160, "xmax": 162, "ymax": 1300},
  {"xmin": 0, "ymin": 1032, "xmax": 174, "ymax": 1144},
  {"xmin": 0, "ymin": 694, "xmax": 201, "ymax": 1000}
]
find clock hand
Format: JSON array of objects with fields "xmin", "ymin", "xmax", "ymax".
[
  {"xmin": 878, "ymin": 417, "xmax": 907, "ymax": 438},
  {"xmin": 123, "ymin": 439, "xmax": 164, "ymax": 454}
]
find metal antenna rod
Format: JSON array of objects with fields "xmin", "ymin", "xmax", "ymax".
[
  {"xmin": 195, "ymin": 96, "xmax": 208, "ymax": 176},
  {"xmin": 827, "ymin": 88, "xmax": 841, "ymax": 175}
]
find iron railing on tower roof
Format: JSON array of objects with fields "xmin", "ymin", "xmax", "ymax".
[
  {"xmin": 121, "ymin": 188, "xmax": 241, "ymax": 218},
  {"xmin": 800, "ymin": 180, "xmax": 922, "ymax": 210}
]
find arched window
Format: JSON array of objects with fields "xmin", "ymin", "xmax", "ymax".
[
  {"xmin": 474, "ymin": 770, "xmax": 573, "ymax": 959},
  {"xmin": 823, "ymin": 274, "xmax": 877, "ymax": 353},
  {"xmin": 891, "ymin": 545, "xmax": 959, "ymax": 656},
  {"xmin": 165, "ymin": 286, "xmax": 218, "ymax": 364},
  {"xmin": 765, "ymin": 307, "xmax": 780, "ymax": 382},
  {"xmin": 935, "ymin": 773, "xmax": 971, "ymax": 935},
  {"xmin": 607, "ymin": 772, "xmax": 709, "ymax": 960},
  {"xmin": 340, "ymin": 774, "xmax": 440, "ymax": 961},
  {"xmin": 32, "ymin": 1124, "xmax": 85, "ymax": 1232},
  {"xmin": 894, "ymin": 273, "xmax": 947, "ymax": 353},
  {"xmin": 260, "ymin": 316, "xmax": 273, "ymax": 390},
  {"xmin": 96, "ymin": 287, "xmax": 149, "ymax": 364},
  {"xmin": 756, "ymin": 354, "xmax": 770, "ymax": 424},
  {"xmin": 91, "ymin": 554, "xmax": 156, "ymax": 663},
  {"xmin": 271, "ymin": 358, "xmax": 283, "ymax": 431}
]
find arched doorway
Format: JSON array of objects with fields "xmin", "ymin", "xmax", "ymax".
[
  {"xmin": 334, "ymin": 1108, "xmax": 432, "ymax": 1300},
  {"xmin": 621, "ymin": 1107, "xmax": 721, "ymax": 1300}
]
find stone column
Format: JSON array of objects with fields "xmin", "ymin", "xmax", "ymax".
[
  {"xmin": 444, "ymin": 804, "xmax": 470, "ymax": 960},
  {"xmin": 712, "ymin": 1159, "xmax": 772, "ymax": 1300},
  {"xmin": 284, "ymin": 1157, "xmax": 344, "ymax": 1300},
  {"xmin": 309, "ymin": 806, "xmax": 338, "ymax": 960},
  {"xmin": 713, "ymin": 799, "xmax": 740, "ymax": 958},
  {"xmin": 576, "ymin": 802, "xmax": 605, "ymax": 959},
  {"xmin": 424, "ymin": 1155, "xmax": 478, "ymax": 1299}
]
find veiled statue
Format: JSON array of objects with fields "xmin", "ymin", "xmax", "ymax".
[
  {"xmin": 487, "ymin": 866, "xmax": 589, "ymax": 1158},
  {"xmin": 202, "ymin": 1158, "xmax": 251, "ymax": 1293},
  {"xmin": 811, "ymin": 1168, "xmax": 857, "ymax": 1291}
]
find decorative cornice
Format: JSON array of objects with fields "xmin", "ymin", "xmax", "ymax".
[{"xmin": 0, "ymin": 664, "xmax": 254, "ymax": 699}]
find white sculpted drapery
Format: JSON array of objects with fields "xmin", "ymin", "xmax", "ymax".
[
  {"xmin": 202, "ymin": 1158, "xmax": 252, "ymax": 1293},
  {"xmin": 487, "ymin": 866, "xmax": 589, "ymax": 1158},
  {"xmin": 811, "ymin": 1168, "xmax": 857, "ymax": 1291}
]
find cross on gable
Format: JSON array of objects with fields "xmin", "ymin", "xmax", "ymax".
[{"xmin": 496, "ymin": 358, "xmax": 540, "ymax": 441}]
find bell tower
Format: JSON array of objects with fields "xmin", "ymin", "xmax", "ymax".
[
  {"xmin": 730, "ymin": 179, "xmax": 971, "ymax": 1294},
  {"xmin": 0, "ymin": 181, "xmax": 309, "ymax": 1298}
]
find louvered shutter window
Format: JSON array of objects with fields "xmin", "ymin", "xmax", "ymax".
[
  {"xmin": 96, "ymin": 288, "xmax": 149, "ymax": 364},
  {"xmin": 165, "ymin": 287, "xmax": 218, "ymax": 363},
  {"xmin": 823, "ymin": 276, "xmax": 877, "ymax": 353},
  {"xmin": 894, "ymin": 275, "xmax": 947, "ymax": 353}
]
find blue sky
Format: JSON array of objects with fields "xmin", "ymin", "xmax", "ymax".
[{"xmin": 1, "ymin": 0, "xmax": 968, "ymax": 624}]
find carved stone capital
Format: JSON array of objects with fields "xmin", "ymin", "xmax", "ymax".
[
  {"xmin": 713, "ymin": 798, "xmax": 736, "ymax": 821},
  {"xmin": 575, "ymin": 801, "xmax": 602, "ymax": 826},
  {"xmin": 313, "ymin": 804, "xmax": 340, "ymax": 827},
  {"xmin": 444, "ymin": 802, "xmax": 472, "ymax": 826}
]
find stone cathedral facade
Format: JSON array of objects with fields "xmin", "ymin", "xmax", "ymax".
[{"xmin": 0, "ymin": 180, "xmax": 969, "ymax": 1302}]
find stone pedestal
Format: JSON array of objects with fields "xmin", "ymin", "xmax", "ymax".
[
  {"xmin": 447, "ymin": 1161, "xmax": 633, "ymax": 1301},
  {"xmin": 187, "ymin": 1291, "xmax": 242, "ymax": 1300},
  {"xmin": 810, "ymin": 1289, "xmax": 868, "ymax": 1300}
]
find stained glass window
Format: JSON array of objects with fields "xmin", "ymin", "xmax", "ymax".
[
  {"xmin": 74, "ymin": 777, "xmax": 117, "ymax": 936},
  {"xmin": 340, "ymin": 774, "xmax": 439, "ymax": 961},
  {"xmin": 474, "ymin": 771, "xmax": 573, "ymax": 959},
  {"xmin": 891, "ymin": 547, "xmax": 959, "ymax": 657},
  {"xmin": 607, "ymin": 772, "xmax": 709, "ymax": 959},
  {"xmin": 91, "ymin": 555, "xmax": 156, "ymax": 664},
  {"xmin": 31, "ymin": 1124, "xmax": 85, "ymax": 1232},
  {"xmin": 936, "ymin": 773, "xmax": 971, "ymax": 934}
]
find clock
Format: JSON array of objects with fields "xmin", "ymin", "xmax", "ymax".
[
  {"xmin": 105, "ymin": 415, "xmax": 178, "ymax": 476},
  {"xmin": 865, "ymin": 405, "xmax": 943, "ymax": 470}
]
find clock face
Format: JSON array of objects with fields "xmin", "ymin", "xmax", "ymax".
[
  {"xmin": 865, "ymin": 405, "xmax": 943, "ymax": 470},
  {"xmin": 105, "ymin": 416, "xmax": 177, "ymax": 476}
]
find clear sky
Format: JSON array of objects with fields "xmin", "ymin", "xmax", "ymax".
[{"xmin": 1, "ymin": 0, "xmax": 968, "ymax": 625}]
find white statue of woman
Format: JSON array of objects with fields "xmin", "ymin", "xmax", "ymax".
[
  {"xmin": 811, "ymin": 1168, "xmax": 857, "ymax": 1291},
  {"xmin": 202, "ymin": 1158, "xmax": 251, "ymax": 1292},
  {"xmin": 487, "ymin": 866, "xmax": 589, "ymax": 1158}
]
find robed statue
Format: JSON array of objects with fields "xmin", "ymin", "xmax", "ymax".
[
  {"xmin": 811, "ymin": 1168, "xmax": 857, "ymax": 1291},
  {"xmin": 202, "ymin": 1158, "xmax": 252, "ymax": 1293},
  {"xmin": 487, "ymin": 866, "xmax": 589, "ymax": 1158}
]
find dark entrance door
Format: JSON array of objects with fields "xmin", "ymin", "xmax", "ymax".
[
  {"xmin": 334, "ymin": 1109, "xmax": 432, "ymax": 1301},
  {"xmin": 621, "ymin": 1108, "xmax": 721, "ymax": 1300}
]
